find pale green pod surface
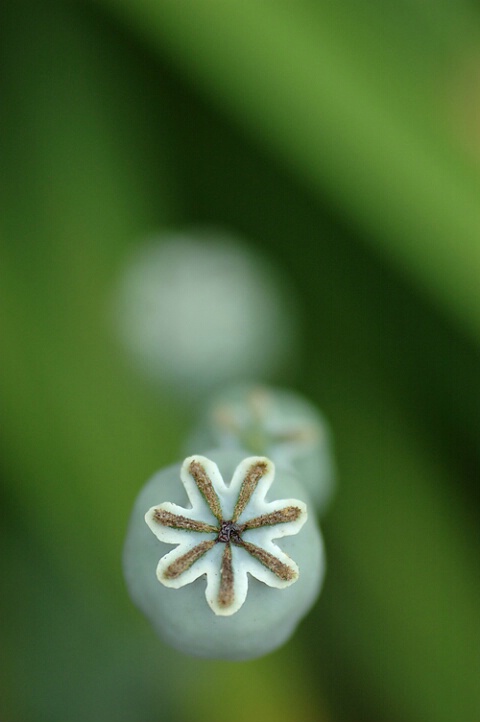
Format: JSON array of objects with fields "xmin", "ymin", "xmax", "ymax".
[
  {"xmin": 123, "ymin": 449, "xmax": 324, "ymax": 660},
  {"xmin": 186, "ymin": 385, "xmax": 335, "ymax": 514}
]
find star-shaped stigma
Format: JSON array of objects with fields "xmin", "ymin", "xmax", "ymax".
[{"xmin": 145, "ymin": 455, "xmax": 307, "ymax": 616}]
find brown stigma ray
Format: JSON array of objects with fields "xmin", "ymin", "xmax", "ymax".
[
  {"xmin": 213, "ymin": 406, "xmax": 241, "ymax": 434},
  {"xmin": 239, "ymin": 505, "xmax": 302, "ymax": 531},
  {"xmin": 153, "ymin": 508, "xmax": 218, "ymax": 534},
  {"xmin": 275, "ymin": 427, "xmax": 318, "ymax": 444},
  {"xmin": 235, "ymin": 539, "xmax": 297, "ymax": 582},
  {"xmin": 217, "ymin": 543, "xmax": 235, "ymax": 609},
  {"xmin": 189, "ymin": 459, "xmax": 223, "ymax": 522},
  {"xmin": 232, "ymin": 461, "xmax": 269, "ymax": 522},
  {"xmin": 162, "ymin": 540, "xmax": 216, "ymax": 579}
]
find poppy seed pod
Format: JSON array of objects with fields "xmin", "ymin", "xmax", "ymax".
[
  {"xmin": 186, "ymin": 385, "xmax": 336, "ymax": 514},
  {"xmin": 112, "ymin": 233, "xmax": 300, "ymax": 397},
  {"xmin": 123, "ymin": 449, "xmax": 324, "ymax": 660}
]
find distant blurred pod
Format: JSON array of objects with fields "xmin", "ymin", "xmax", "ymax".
[
  {"xmin": 112, "ymin": 229, "xmax": 301, "ymax": 399},
  {"xmin": 186, "ymin": 384, "xmax": 336, "ymax": 514}
]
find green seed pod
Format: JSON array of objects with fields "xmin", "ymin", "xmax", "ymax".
[
  {"xmin": 186, "ymin": 385, "xmax": 335, "ymax": 514},
  {"xmin": 112, "ymin": 232, "xmax": 300, "ymax": 398},
  {"xmin": 123, "ymin": 449, "xmax": 324, "ymax": 660}
]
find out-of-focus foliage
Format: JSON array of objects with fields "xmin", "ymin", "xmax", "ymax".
[{"xmin": 1, "ymin": 1, "xmax": 479, "ymax": 721}]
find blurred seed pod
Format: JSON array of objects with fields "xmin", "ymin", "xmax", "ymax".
[
  {"xmin": 112, "ymin": 229, "xmax": 300, "ymax": 398},
  {"xmin": 186, "ymin": 384, "xmax": 336, "ymax": 514}
]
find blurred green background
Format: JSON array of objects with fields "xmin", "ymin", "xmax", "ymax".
[{"xmin": 1, "ymin": 1, "xmax": 480, "ymax": 721}]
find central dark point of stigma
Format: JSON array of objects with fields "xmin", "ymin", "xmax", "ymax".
[{"xmin": 217, "ymin": 520, "xmax": 241, "ymax": 544}]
